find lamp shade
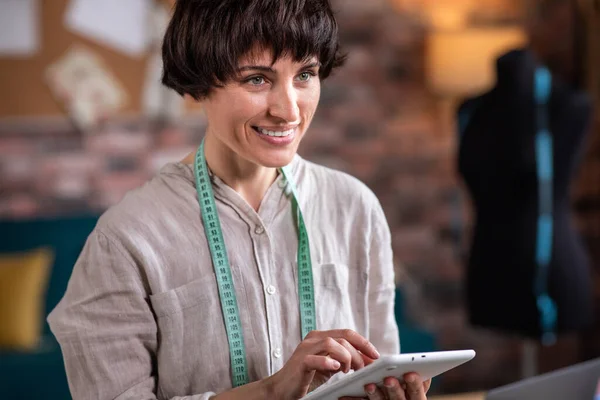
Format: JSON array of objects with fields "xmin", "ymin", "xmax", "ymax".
[{"xmin": 426, "ymin": 27, "xmax": 527, "ymax": 97}]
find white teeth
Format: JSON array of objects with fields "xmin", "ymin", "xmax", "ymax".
[{"xmin": 257, "ymin": 127, "xmax": 295, "ymax": 137}]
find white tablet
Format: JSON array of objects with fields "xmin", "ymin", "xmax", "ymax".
[{"xmin": 303, "ymin": 349, "xmax": 476, "ymax": 400}]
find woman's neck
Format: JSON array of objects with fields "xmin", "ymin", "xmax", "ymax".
[{"xmin": 187, "ymin": 133, "xmax": 278, "ymax": 211}]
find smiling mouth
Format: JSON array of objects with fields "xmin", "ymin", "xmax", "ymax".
[{"xmin": 253, "ymin": 126, "xmax": 296, "ymax": 137}]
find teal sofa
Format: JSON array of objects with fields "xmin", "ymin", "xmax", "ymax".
[
  {"xmin": 395, "ymin": 287, "xmax": 437, "ymax": 354},
  {"xmin": 0, "ymin": 215, "xmax": 100, "ymax": 400}
]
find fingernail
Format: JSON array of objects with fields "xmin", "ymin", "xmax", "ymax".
[
  {"xmin": 332, "ymin": 360, "xmax": 341, "ymax": 369},
  {"xmin": 384, "ymin": 379, "xmax": 395, "ymax": 388},
  {"xmin": 366, "ymin": 385, "xmax": 375, "ymax": 395},
  {"xmin": 405, "ymin": 375, "xmax": 415, "ymax": 383}
]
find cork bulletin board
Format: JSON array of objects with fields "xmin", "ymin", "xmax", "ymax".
[{"xmin": 0, "ymin": 0, "xmax": 199, "ymax": 119}]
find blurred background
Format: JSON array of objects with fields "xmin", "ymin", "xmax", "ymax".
[{"xmin": 0, "ymin": 0, "xmax": 599, "ymax": 399}]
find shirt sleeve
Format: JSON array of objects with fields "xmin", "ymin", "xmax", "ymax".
[
  {"xmin": 47, "ymin": 229, "xmax": 217, "ymax": 400},
  {"xmin": 367, "ymin": 200, "xmax": 401, "ymax": 355}
]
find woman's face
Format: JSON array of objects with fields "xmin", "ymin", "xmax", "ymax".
[{"xmin": 202, "ymin": 47, "xmax": 321, "ymax": 168}]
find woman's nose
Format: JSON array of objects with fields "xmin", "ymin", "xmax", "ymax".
[{"xmin": 268, "ymin": 84, "xmax": 300, "ymax": 122}]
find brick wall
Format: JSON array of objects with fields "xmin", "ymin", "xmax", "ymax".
[
  {"xmin": 0, "ymin": 118, "xmax": 204, "ymax": 216},
  {"xmin": 0, "ymin": 0, "xmax": 596, "ymax": 395}
]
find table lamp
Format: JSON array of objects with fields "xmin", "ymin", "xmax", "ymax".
[{"xmin": 426, "ymin": 26, "xmax": 527, "ymax": 98}]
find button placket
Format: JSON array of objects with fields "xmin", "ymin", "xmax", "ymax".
[{"xmin": 248, "ymin": 218, "xmax": 283, "ymax": 374}]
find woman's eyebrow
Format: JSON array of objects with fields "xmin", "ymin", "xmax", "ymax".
[
  {"xmin": 237, "ymin": 65, "xmax": 274, "ymax": 73},
  {"xmin": 237, "ymin": 62, "xmax": 320, "ymax": 73},
  {"xmin": 300, "ymin": 62, "xmax": 320, "ymax": 70}
]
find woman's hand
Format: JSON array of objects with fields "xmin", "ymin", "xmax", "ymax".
[
  {"xmin": 340, "ymin": 373, "xmax": 431, "ymax": 400},
  {"xmin": 264, "ymin": 329, "xmax": 381, "ymax": 400}
]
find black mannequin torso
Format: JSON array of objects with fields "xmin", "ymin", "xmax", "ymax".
[{"xmin": 458, "ymin": 49, "xmax": 594, "ymax": 338}]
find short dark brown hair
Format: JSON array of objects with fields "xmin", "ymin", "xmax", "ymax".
[{"xmin": 161, "ymin": 0, "xmax": 346, "ymax": 100}]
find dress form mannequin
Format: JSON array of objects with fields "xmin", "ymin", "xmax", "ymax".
[{"xmin": 457, "ymin": 49, "xmax": 594, "ymax": 373}]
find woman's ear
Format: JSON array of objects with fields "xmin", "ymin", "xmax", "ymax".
[{"xmin": 185, "ymin": 94, "xmax": 205, "ymax": 114}]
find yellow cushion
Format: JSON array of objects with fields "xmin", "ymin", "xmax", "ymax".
[{"xmin": 0, "ymin": 247, "xmax": 53, "ymax": 350}]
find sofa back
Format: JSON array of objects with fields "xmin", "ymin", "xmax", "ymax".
[{"xmin": 0, "ymin": 215, "xmax": 100, "ymax": 335}]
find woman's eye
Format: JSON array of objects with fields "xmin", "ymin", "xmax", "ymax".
[
  {"xmin": 248, "ymin": 76, "xmax": 265, "ymax": 85},
  {"xmin": 297, "ymin": 72, "xmax": 313, "ymax": 82}
]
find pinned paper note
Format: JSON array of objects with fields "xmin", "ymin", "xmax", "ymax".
[
  {"xmin": 142, "ymin": 2, "xmax": 185, "ymax": 121},
  {"xmin": 65, "ymin": 0, "xmax": 150, "ymax": 57},
  {"xmin": 0, "ymin": 0, "xmax": 40, "ymax": 56},
  {"xmin": 45, "ymin": 46, "xmax": 128, "ymax": 130},
  {"xmin": 143, "ymin": 52, "xmax": 185, "ymax": 121}
]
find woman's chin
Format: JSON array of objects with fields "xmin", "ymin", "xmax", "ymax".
[{"xmin": 256, "ymin": 152, "xmax": 296, "ymax": 169}]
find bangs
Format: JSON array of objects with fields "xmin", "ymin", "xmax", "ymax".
[
  {"xmin": 242, "ymin": 1, "xmax": 339, "ymax": 65},
  {"xmin": 212, "ymin": 0, "xmax": 343, "ymax": 83}
]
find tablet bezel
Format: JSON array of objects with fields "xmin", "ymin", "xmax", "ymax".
[{"xmin": 303, "ymin": 349, "xmax": 476, "ymax": 400}]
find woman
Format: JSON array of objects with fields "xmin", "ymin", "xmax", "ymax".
[{"xmin": 48, "ymin": 0, "xmax": 431, "ymax": 399}]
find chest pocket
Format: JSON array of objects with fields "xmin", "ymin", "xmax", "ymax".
[{"xmin": 313, "ymin": 263, "xmax": 358, "ymax": 331}]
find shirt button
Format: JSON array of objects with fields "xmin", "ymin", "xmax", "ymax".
[
  {"xmin": 273, "ymin": 348, "xmax": 282, "ymax": 358},
  {"xmin": 254, "ymin": 225, "xmax": 265, "ymax": 235},
  {"xmin": 266, "ymin": 285, "xmax": 276, "ymax": 295}
]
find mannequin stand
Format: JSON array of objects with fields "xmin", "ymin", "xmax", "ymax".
[{"xmin": 521, "ymin": 340, "xmax": 538, "ymax": 379}]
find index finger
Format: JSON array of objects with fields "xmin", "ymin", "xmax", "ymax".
[
  {"xmin": 404, "ymin": 373, "xmax": 427, "ymax": 399},
  {"xmin": 314, "ymin": 329, "xmax": 380, "ymax": 360}
]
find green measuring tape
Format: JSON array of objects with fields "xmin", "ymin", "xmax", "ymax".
[
  {"xmin": 279, "ymin": 163, "xmax": 316, "ymax": 339},
  {"xmin": 193, "ymin": 139, "xmax": 316, "ymax": 387}
]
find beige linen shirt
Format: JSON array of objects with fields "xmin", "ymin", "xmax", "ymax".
[{"xmin": 48, "ymin": 155, "xmax": 400, "ymax": 400}]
